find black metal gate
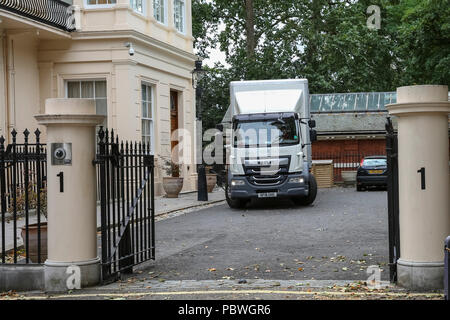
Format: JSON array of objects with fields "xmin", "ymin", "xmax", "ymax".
[
  {"xmin": 95, "ymin": 128, "xmax": 155, "ymax": 281},
  {"xmin": 0, "ymin": 129, "xmax": 47, "ymax": 265},
  {"xmin": 385, "ymin": 117, "xmax": 400, "ymax": 283}
]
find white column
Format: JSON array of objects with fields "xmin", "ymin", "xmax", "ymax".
[
  {"xmin": 35, "ymin": 99, "xmax": 105, "ymax": 292},
  {"xmin": 0, "ymin": 33, "xmax": 6, "ymax": 137},
  {"xmin": 387, "ymin": 85, "xmax": 450, "ymax": 290}
]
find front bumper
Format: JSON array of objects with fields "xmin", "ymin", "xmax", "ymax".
[{"xmin": 230, "ymin": 174, "xmax": 309, "ymax": 199}]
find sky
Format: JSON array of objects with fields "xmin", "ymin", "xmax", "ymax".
[
  {"xmin": 197, "ymin": 21, "xmax": 231, "ymax": 68},
  {"xmin": 203, "ymin": 46, "xmax": 228, "ymax": 68}
]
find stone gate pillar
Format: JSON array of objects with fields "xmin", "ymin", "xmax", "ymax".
[
  {"xmin": 387, "ymin": 85, "xmax": 450, "ymax": 290},
  {"xmin": 35, "ymin": 99, "xmax": 105, "ymax": 292}
]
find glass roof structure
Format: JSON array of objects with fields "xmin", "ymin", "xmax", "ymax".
[{"xmin": 310, "ymin": 92, "xmax": 397, "ymax": 113}]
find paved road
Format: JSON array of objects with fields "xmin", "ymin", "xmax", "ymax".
[
  {"xmin": 132, "ymin": 187, "xmax": 389, "ymax": 282},
  {"xmin": 0, "ymin": 189, "xmax": 225, "ymax": 254},
  {"xmin": 13, "ymin": 187, "xmax": 444, "ymax": 300},
  {"xmin": 15, "ymin": 279, "xmax": 444, "ymax": 300}
]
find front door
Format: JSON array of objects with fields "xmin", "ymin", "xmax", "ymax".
[{"xmin": 170, "ymin": 91, "xmax": 179, "ymax": 177}]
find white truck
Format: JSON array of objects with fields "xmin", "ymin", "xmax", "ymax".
[{"xmin": 224, "ymin": 79, "xmax": 318, "ymax": 208}]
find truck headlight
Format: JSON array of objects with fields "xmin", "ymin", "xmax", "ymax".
[
  {"xmin": 289, "ymin": 177, "xmax": 305, "ymax": 184},
  {"xmin": 231, "ymin": 180, "xmax": 245, "ymax": 186}
]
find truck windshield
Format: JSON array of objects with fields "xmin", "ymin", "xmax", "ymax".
[{"xmin": 233, "ymin": 117, "xmax": 299, "ymax": 148}]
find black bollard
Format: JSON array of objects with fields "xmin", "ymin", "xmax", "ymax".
[
  {"xmin": 445, "ymin": 236, "xmax": 450, "ymax": 300},
  {"xmin": 197, "ymin": 165, "xmax": 208, "ymax": 201}
]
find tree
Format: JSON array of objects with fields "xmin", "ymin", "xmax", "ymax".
[
  {"xmin": 192, "ymin": 0, "xmax": 449, "ymax": 130},
  {"xmin": 387, "ymin": 0, "xmax": 450, "ymax": 85}
]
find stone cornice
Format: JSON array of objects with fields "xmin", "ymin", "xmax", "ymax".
[
  {"xmin": 35, "ymin": 114, "xmax": 105, "ymax": 126},
  {"xmin": 71, "ymin": 30, "xmax": 197, "ymax": 63},
  {"xmin": 387, "ymin": 102, "xmax": 450, "ymax": 116}
]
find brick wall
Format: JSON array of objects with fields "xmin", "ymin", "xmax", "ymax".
[
  {"xmin": 312, "ymin": 139, "xmax": 386, "ymax": 156},
  {"xmin": 311, "ymin": 138, "xmax": 386, "ymax": 182},
  {"xmin": 311, "ymin": 137, "xmax": 450, "ymax": 182}
]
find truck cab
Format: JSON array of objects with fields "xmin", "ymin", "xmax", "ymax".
[{"xmin": 223, "ymin": 79, "xmax": 317, "ymax": 209}]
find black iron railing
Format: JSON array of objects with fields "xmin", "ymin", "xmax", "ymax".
[
  {"xmin": 445, "ymin": 236, "xmax": 449, "ymax": 300},
  {"xmin": 95, "ymin": 128, "xmax": 155, "ymax": 281},
  {"xmin": 385, "ymin": 117, "xmax": 400, "ymax": 283},
  {"xmin": 0, "ymin": 0, "xmax": 76, "ymax": 32},
  {"xmin": 0, "ymin": 129, "xmax": 47, "ymax": 265}
]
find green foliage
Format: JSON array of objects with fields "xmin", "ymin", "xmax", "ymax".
[
  {"xmin": 193, "ymin": 0, "xmax": 449, "ymax": 131},
  {"xmin": 192, "ymin": 0, "xmax": 218, "ymax": 58},
  {"xmin": 390, "ymin": 0, "xmax": 450, "ymax": 85},
  {"xmin": 8, "ymin": 184, "xmax": 47, "ymax": 219},
  {"xmin": 158, "ymin": 156, "xmax": 181, "ymax": 177}
]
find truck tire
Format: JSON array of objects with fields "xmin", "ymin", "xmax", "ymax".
[
  {"xmin": 292, "ymin": 174, "xmax": 318, "ymax": 206},
  {"xmin": 225, "ymin": 182, "xmax": 248, "ymax": 209}
]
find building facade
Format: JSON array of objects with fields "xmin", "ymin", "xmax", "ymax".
[
  {"xmin": 310, "ymin": 91, "xmax": 450, "ymax": 180},
  {"xmin": 0, "ymin": 0, "xmax": 198, "ymax": 195},
  {"xmin": 310, "ymin": 92, "xmax": 397, "ymax": 157},
  {"xmin": 222, "ymin": 90, "xmax": 449, "ymax": 181}
]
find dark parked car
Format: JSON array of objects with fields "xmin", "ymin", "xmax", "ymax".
[{"xmin": 356, "ymin": 156, "xmax": 387, "ymax": 191}]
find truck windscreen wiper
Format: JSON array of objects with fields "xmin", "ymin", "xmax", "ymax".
[{"xmin": 272, "ymin": 117, "xmax": 286, "ymax": 125}]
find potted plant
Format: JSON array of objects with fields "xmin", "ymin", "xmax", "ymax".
[
  {"xmin": 13, "ymin": 185, "xmax": 47, "ymax": 263},
  {"xmin": 160, "ymin": 158, "xmax": 184, "ymax": 198}
]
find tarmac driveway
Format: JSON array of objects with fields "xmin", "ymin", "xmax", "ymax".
[{"xmin": 134, "ymin": 187, "xmax": 389, "ymax": 282}]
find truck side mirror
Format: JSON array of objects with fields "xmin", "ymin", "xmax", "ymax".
[
  {"xmin": 310, "ymin": 129, "xmax": 317, "ymax": 143},
  {"xmin": 308, "ymin": 119, "xmax": 316, "ymax": 128}
]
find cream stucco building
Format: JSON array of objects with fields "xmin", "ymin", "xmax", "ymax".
[{"xmin": 0, "ymin": 0, "xmax": 198, "ymax": 195}]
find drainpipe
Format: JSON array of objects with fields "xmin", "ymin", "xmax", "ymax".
[
  {"xmin": 0, "ymin": 32, "xmax": 7, "ymax": 138},
  {"xmin": 6, "ymin": 35, "xmax": 15, "ymax": 141}
]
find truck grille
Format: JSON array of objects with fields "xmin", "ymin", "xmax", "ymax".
[{"xmin": 243, "ymin": 157, "xmax": 290, "ymax": 186}]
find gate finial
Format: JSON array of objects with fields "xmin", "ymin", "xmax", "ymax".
[
  {"xmin": 98, "ymin": 126, "xmax": 105, "ymax": 143},
  {"xmin": 11, "ymin": 129, "xmax": 17, "ymax": 143},
  {"xmin": 0, "ymin": 136, "xmax": 4, "ymax": 151}
]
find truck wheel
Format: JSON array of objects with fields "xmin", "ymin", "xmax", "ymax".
[
  {"xmin": 292, "ymin": 174, "xmax": 318, "ymax": 206},
  {"xmin": 225, "ymin": 182, "xmax": 247, "ymax": 209}
]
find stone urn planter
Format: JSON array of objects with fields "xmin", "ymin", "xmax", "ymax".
[
  {"xmin": 162, "ymin": 177, "xmax": 184, "ymax": 198},
  {"xmin": 341, "ymin": 170, "xmax": 357, "ymax": 186},
  {"xmin": 159, "ymin": 157, "xmax": 183, "ymax": 198},
  {"xmin": 206, "ymin": 174, "xmax": 217, "ymax": 193},
  {"xmin": 21, "ymin": 222, "xmax": 47, "ymax": 263}
]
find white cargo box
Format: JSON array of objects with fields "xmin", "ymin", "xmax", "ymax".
[{"xmin": 230, "ymin": 79, "xmax": 310, "ymax": 118}]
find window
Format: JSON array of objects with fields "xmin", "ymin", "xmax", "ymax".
[
  {"xmin": 153, "ymin": 0, "xmax": 166, "ymax": 24},
  {"xmin": 233, "ymin": 117, "xmax": 300, "ymax": 148},
  {"xmin": 86, "ymin": 0, "xmax": 116, "ymax": 6},
  {"xmin": 362, "ymin": 158, "xmax": 387, "ymax": 167},
  {"xmin": 66, "ymin": 80, "xmax": 107, "ymax": 127},
  {"xmin": 142, "ymin": 83, "xmax": 154, "ymax": 153},
  {"xmin": 173, "ymin": 0, "xmax": 185, "ymax": 33},
  {"xmin": 130, "ymin": 0, "xmax": 145, "ymax": 14}
]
